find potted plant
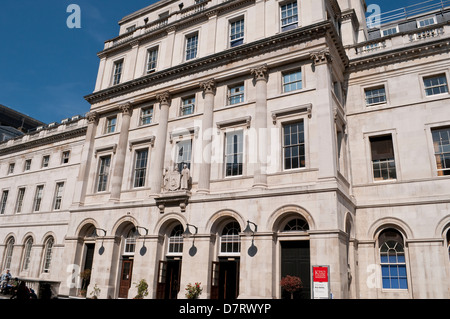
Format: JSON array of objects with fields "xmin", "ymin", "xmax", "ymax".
[
  {"xmin": 185, "ymin": 282, "xmax": 203, "ymax": 299},
  {"xmin": 89, "ymin": 284, "xmax": 101, "ymax": 299},
  {"xmin": 280, "ymin": 275, "xmax": 303, "ymax": 299},
  {"xmin": 133, "ymin": 279, "xmax": 149, "ymax": 299}
]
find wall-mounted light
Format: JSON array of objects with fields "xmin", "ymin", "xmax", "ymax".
[
  {"xmin": 135, "ymin": 226, "xmax": 149, "ymax": 236},
  {"xmin": 94, "ymin": 228, "xmax": 107, "ymax": 237},
  {"xmin": 183, "ymin": 224, "xmax": 198, "ymax": 239},
  {"xmin": 243, "ymin": 220, "xmax": 258, "ymax": 237}
]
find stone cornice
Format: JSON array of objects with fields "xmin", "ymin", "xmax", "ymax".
[
  {"xmin": 85, "ymin": 21, "xmax": 333, "ymax": 104},
  {"xmin": 0, "ymin": 127, "xmax": 87, "ymax": 156},
  {"xmin": 348, "ymin": 37, "xmax": 450, "ymax": 72}
]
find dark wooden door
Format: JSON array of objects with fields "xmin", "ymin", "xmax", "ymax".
[
  {"xmin": 156, "ymin": 260, "xmax": 181, "ymax": 299},
  {"xmin": 281, "ymin": 241, "xmax": 310, "ymax": 299},
  {"xmin": 210, "ymin": 261, "xmax": 220, "ymax": 299},
  {"xmin": 156, "ymin": 260, "xmax": 167, "ymax": 299},
  {"xmin": 211, "ymin": 259, "xmax": 239, "ymax": 300},
  {"xmin": 118, "ymin": 259, "xmax": 133, "ymax": 298}
]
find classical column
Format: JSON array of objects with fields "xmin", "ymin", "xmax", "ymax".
[
  {"xmin": 197, "ymin": 79, "xmax": 216, "ymax": 194},
  {"xmin": 149, "ymin": 92, "xmax": 171, "ymax": 195},
  {"xmin": 250, "ymin": 64, "xmax": 269, "ymax": 188},
  {"xmin": 110, "ymin": 103, "xmax": 133, "ymax": 201},
  {"xmin": 310, "ymin": 49, "xmax": 337, "ymax": 179},
  {"xmin": 72, "ymin": 111, "xmax": 99, "ymax": 205}
]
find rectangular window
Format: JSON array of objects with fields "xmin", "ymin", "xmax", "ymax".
[
  {"xmin": 175, "ymin": 140, "xmax": 192, "ymax": 172},
  {"xmin": 365, "ymin": 86, "xmax": 387, "ymax": 105},
  {"xmin": 42, "ymin": 155, "xmax": 50, "ymax": 168},
  {"xmin": 33, "ymin": 185, "xmax": 44, "ymax": 212},
  {"xmin": 105, "ymin": 116, "xmax": 117, "ymax": 134},
  {"xmin": 0, "ymin": 191, "xmax": 8, "ymax": 214},
  {"xmin": 225, "ymin": 131, "xmax": 244, "ymax": 177},
  {"xmin": 134, "ymin": 149, "xmax": 149, "ymax": 188},
  {"xmin": 147, "ymin": 47, "xmax": 158, "ymax": 73},
  {"xmin": 24, "ymin": 159, "xmax": 32, "ymax": 171},
  {"xmin": 382, "ymin": 26, "xmax": 398, "ymax": 37},
  {"xmin": 431, "ymin": 127, "xmax": 450, "ymax": 176},
  {"xmin": 370, "ymin": 135, "xmax": 397, "ymax": 181},
  {"xmin": 61, "ymin": 151, "xmax": 70, "ymax": 164},
  {"xmin": 230, "ymin": 18, "xmax": 244, "ymax": 47},
  {"xmin": 97, "ymin": 156, "xmax": 111, "ymax": 192},
  {"xmin": 16, "ymin": 188, "xmax": 25, "ymax": 213},
  {"xmin": 181, "ymin": 96, "xmax": 195, "ymax": 116},
  {"xmin": 281, "ymin": 1, "xmax": 298, "ymax": 32},
  {"xmin": 283, "ymin": 121, "xmax": 305, "ymax": 170},
  {"xmin": 113, "ymin": 60, "xmax": 123, "ymax": 85},
  {"xmin": 140, "ymin": 107, "xmax": 153, "ymax": 126},
  {"xmin": 423, "ymin": 74, "xmax": 448, "ymax": 96},
  {"xmin": 185, "ymin": 33, "xmax": 198, "ymax": 61},
  {"xmin": 418, "ymin": 16, "xmax": 436, "ymax": 28},
  {"xmin": 8, "ymin": 163, "xmax": 15, "ymax": 174},
  {"xmin": 282, "ymin": 70, "xmax": 302, "ymax": 92},
  {"xmin": 53, "ymin": 182, "xmax": 64, "ymax": 210},
  {"xmin": 228, "ymin": 83, "xmax": 244, "ymax": 105}
]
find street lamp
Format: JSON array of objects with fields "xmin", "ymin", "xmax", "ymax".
[
  {"xmin": 135, "ymin": 226, "xmax": 149, "ymax": 236},
  {"xmin": 183, "ymin": 224, "xmax": 198, "ymax": 238},
  {"xmin": 243, "ymin": 220, "xmax": 258, "ymax": 237}
]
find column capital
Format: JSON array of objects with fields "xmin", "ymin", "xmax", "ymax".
[
  {"xmin": 310, "ymin": 49, "xmax": 332, "ymax": 66},
  {"xmin": 250, "ymin": 64, "xmax": 269, "ymax": 82},
  {"xmin": 86, "ymin": 111, "xmax": 99, "ymax": 125},
  {"xmin": 200, "ymin": 79, "xmax": 216, "ymax": 95},
  {"xmin": 156, "ymin": 91, "xmax": 172, "ymax": 105},
  {"xmin": 118, "ymin": 102, "xmax": 133, "ymax": 116}
]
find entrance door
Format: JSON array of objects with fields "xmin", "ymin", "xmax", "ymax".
[
  {"xmin": 281, "ymin": 241, "xmax": 310, "ymax": 299},
  {"xmin": 118, "ymin": 259, "xmax": 133, "ymax": 298},
  {"xmin": 210, "ymin": 258, "xmax": 240, "ymax": 299},
  {"xmin": 156, "ymin": 259, "xmax": 181, "ymax": 299}
]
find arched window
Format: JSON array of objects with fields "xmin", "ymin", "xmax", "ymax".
[
  {"xmin": 124, "ymin": 228, "xmax": 137, "ymax": 255},
  {"xmin": 282, "ymin": 218, "xmax": 309, "ymax": 232},
  {"xmin": 22, "ymin": 237, "xmax": 33, "ymax": 271},
  {"xmin": 220, "ymin": 221, "xmax": 241, "ymax": 255},
  {"xmin": 4, "ymin": 237, "xmax": 15, "ymax": 270},
  {"xmin": 43, "ymin": 237, "xmax": 54, "ymax": 273},
  {"xmin": 446, "ymin": 229, "xmax": 450, "ymax": 261},
  {"xmin": 168, "ymin": 224, "xmax": 184, "ymax": 255},
  {"xmin": 379, "ymin": 229, "xmax": 408, "ymax": 290}
]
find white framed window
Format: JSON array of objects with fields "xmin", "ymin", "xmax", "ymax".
[
  {"xmin": 282, "ymin": 69, "xmax": 302, "ymax": 93},
  {"xmin": 423, "ymin": 74, "xmax": 448, "ymax": 96},
  {"xmin": 8, "ymin": 163, "xmax": 15, "ymax": 174},
  {"xmin": 105, "ymin": 116, "xmax": 117, "ymax": 134},
  {"xmin": 112, "ymin": 60, "xmax": 124, "ymax": 85},
  {"xmin": 24, "ymin": 159, "xmax": 32, "ymax": 171},
  {"xmin": 219, "ymin": 221, "xmax": 241, "ymax": 255},
  {"xmin": 0, "ymin": 190, "xmax": 8, "ymax": 215},
  {"xmin": 167, "ymin": 224, "xmax": 184, "ymax": 256},
  {"xmin": 53, "ymin": 182, "xmax": 64, "ymax": 210},
  {"xmin": 124, "ymin": 228, "xmax": 137, "ymax": 256},
  {"xmin": 133, "ymin": 149, "xmax": 149, "ymax": 188},
  {"xmin": 230, "ymin": 18, "xmax": 244, "ymax": 47},
  {"xmin": 61, "ymin": 151, "xmax": 70, "ymax": 164},
  {"xmin": 181, "ymin": 96, "xmax": 195, "ymax": 116},
  {"xmin": 431, "ymin": 126, "xmax": 450, "ymax": 176},
  {"xmin": 280, "ymin": 1, "xmax": 298, "ymax": 32},
  {"xmin": 283, "ymin": 121, "xmax": 306, "ymax": 170},
  {"xmin": 42, "ymin": 155, "xmax": 50, "ymax": 168},
  {"xmin": 225, "ymin": 130, "xmax": 244, "ymax": 177},
  {"xmin": 365, "ymin": 86, "xmax": 387, "ymax": 106},
  {"xmin": 33, "ymin": 185, "xmax": 44, "ymax": 212},
  {"xmin": 22, "ymin": 237, "xmax": 33, "ymax": 271},
  {"xmin": 228, "ymin": 83, "xmax": 244, "ymax": 105},
  {"xmin": 97, "ymin": 155, "xmax": 111, "ymax": 192},
  {"xmin": 185, "ymin": 33, "xmax": 198, "ymax": 61},
  {"xmin": 175, "ymin": 139, "xmax": 192, "ymax": 172},
  {"xmin": 381, "ymin": 26, "xmax": 398, "ymax": 37},
  {"xmin": 417, "ymin": 16, "xmax": 436, "ymax": 28},
  {"xmin": 147, "ymin": 47, "xmax": 159, "ymax": 73},
  {"xmin": 370, "ymin": 135, "xmax": 397, "ymax": 181},
  {"xmin": 379, "ymin": 229, "xmax": 408, "ymax": 290},
  {"xmin": 15, "ymin": 187, "xmax": 25, "ymax": 213},
  {"xmin": 4, "ymin": 237, "xmax": 14, "ymax": 270},
  {"xmin": 140, "ymin": 106, "xmax": 154, "ymax": 126},
  {"xmin": 43, "ymin": 237, "xmax": 54, "ymax": 273}
]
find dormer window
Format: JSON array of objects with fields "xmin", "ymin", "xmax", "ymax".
[{"xmin": 417, "ymin": 16, "xmax": 436, "ymax": 28}]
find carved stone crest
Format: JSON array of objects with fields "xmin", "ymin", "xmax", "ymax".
[{"xmin": 163, "ymin": 165, "xmax": 181, "ymax": 192}]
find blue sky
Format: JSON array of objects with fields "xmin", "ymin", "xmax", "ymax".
[{"xmin": 0, "ymin": 0, "xmax": 427, "ymax": 124}]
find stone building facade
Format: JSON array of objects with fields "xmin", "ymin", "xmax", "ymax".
[{"xmin": 0, "ymin": 0, "xmax": 449, "ymax": 299}]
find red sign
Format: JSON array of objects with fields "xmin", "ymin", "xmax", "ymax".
[{"xmin": 313, "ymin": 267, "xmax": 328, "ymax": 283}]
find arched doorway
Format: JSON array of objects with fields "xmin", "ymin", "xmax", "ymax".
[
  {"xmin": 118, "ymin": 226, "xmax": 137, "ymax": 299},
  {"xmin": 211, "ymin": 220, "xmax": 241, "ymax": 300},
  {"xmin": 156, "ymin": 222, "xmax": 184, "ymax": 299}
]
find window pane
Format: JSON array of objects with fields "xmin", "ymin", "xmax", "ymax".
[{"xmin": 283, "ymin": 121, "xmax": 305, "ymax": 170}]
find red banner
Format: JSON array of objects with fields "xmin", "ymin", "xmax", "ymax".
[{"xmin": 313, "ymin": 267, "xmax": 328, "ymax": 283}]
